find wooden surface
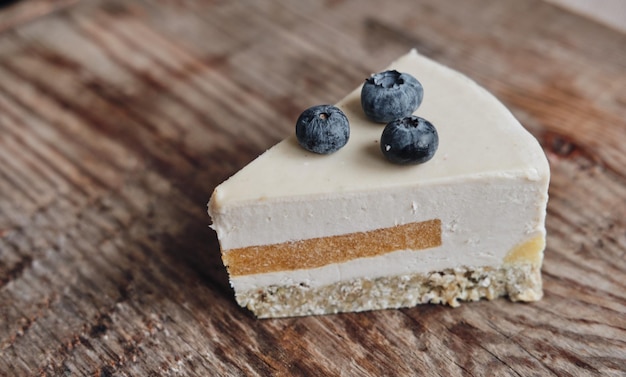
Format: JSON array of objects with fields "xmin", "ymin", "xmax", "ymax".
[{"xmin": 0, "ymin": 0, "xmax": 625, "ymax": 375}]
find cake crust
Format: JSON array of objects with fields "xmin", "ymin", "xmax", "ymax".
[{"xmin": 235, "ymin": 263, "xmax": 542, "ymax": 318}]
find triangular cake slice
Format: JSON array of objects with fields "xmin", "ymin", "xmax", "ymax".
[{"xmin": 209, "ymin": 50, "xmax": 550, "ymax": 318}]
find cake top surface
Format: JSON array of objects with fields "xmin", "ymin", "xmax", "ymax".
[{"xmin": 212, "ymin": 50, "xmax": 549, "ymax": 206}]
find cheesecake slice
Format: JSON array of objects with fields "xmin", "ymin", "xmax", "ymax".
[{"xmin": 208, "ymin": 50, "xmax": 550, "ymax": 318}]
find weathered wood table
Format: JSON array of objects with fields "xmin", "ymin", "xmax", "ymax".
[{"xmin": 1, "ymin": 0, "xmax": 624, "ymax": 376}]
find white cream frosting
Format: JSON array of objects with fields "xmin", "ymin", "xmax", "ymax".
[
  {"xmin": 228, "ymin": 175, "xmax": 547, "ymax": 292},
  {"xmin": 208, "ymin": 50, "xmax": 550, "ymax": 291}
]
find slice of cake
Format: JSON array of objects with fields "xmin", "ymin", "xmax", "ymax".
[{"xmin": 208, "ymin": 50, "xmax": 550, "ymax": 318}]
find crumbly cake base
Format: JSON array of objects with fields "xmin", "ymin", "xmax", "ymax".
[{"xmin": 234, "ymin": 263, "xmax": 542, "ymax": 318}]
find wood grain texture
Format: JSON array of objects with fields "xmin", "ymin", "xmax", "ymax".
[
  {"xmin": 0, "ymin": 0, "xmax": 625, "ymax": 376},
  {"xmin": 0, "ymin": 0, "xmax": 80, "ymax": 34}
]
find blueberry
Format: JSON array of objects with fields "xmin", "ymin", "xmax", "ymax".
[
  {"xmin": 380, "ymin": 116, "xmax": 438, "ymax": 165},
  {"xmin": 361, "ymin": 70, "xmax": 424, "ymax": 123},
  {"xmin": 295, "ymin": 105, "xmax": 350, "ymax": 154}
]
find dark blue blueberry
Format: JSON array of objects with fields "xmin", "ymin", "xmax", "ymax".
[
  {"xmin": 380, "ymin": 116, "xmax": 438, "ymax": 165},
  {"xmin": 295, "ymin": 105, "xmax": 350, "ymax": 154},
  {"xmin": 361, "ymin": 70, "xmax": 424, "ymax": 123}
]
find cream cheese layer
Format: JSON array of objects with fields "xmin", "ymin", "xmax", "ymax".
[
  {"xmin": 209, "ymin": 50, "xmax": 549, "ymax": 252},
  {"xmin": 229, "ymin": 234, "xmax": 546, "ymax": 293},
  {"xmin": 227, "ymin": 175, "xmax": 548, "ymax": 291}
]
